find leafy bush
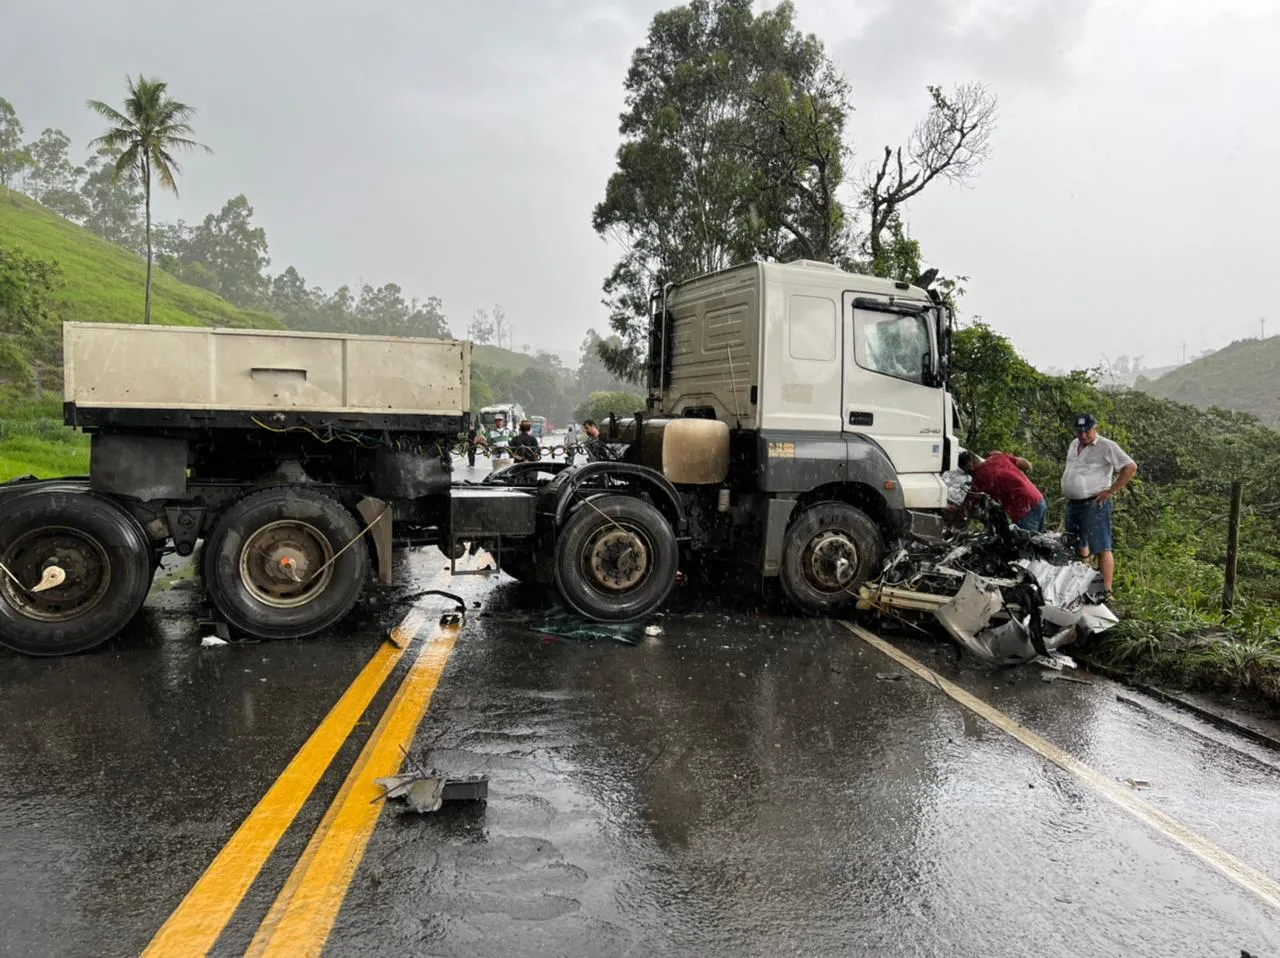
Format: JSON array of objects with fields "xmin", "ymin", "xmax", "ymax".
[{"xmin": 575, "ymin": 390, "xmax": 647, "ymax": 423}]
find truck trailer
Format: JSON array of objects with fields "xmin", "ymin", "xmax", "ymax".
[{"xmin": 0, "ymin": 260, "xmax": 958, "ymax": 656}]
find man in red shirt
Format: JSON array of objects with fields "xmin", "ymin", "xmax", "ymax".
[{"xmin": 959, "ymin": 451, "xmax": 1047, "ymax": 532}]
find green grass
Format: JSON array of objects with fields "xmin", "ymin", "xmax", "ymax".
[
  {"xmin": 0, "ymin": 191, "xmax": 279, "ymax": 330},
  {"xmin": 0, "ymin": 434, "xmax": 89, "ymax": 480},
  {"xmin": 0, "ymin": 392, "xmax": 88, "ymax": 480},
  {"xmin": 1087, "ymin": 533, "xmax": 1280, "ymax": 703}
]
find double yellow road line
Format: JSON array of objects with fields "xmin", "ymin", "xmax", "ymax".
[{"xmin": 144, "ymin": 606, "xmax": 459, "ymax": 958}]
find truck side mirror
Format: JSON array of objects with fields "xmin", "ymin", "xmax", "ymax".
[{"xmin": 921, "ymin": 351, "xmax": 941, "ymax": 388}]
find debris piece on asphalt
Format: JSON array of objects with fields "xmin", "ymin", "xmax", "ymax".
[
  {"xmin": 644, "ymin": 624, "xmax": 663, "ymax": 637},
  {"xmin": 1041, "ymin": 672, "xmax": 1092, "ymax": 685},
  {"xmin": 1120, "ymin": 778, "xmax": 1153, "ymax": 790},
  {"xmin": 1035, "ymin": 651, "xmax": 1078, "ymax": 671},
  {"xmin": 200, "ymin": 635, "xmax": 228, "ymax": 647},
  {"xmin": 876, "ymin": 672, "xmax": 904, "ymax": 681},
  {"xmin": 396, "ymin": 589, "xmax": 467, "ymax": 614},
  {"xmin": 525, "ymin": 609, "xmax": 644, "ymax": 645},
  {"xmin": 373, "ymin": 748, "xmax": 489, "ymax": 813},
  {"xmin": 375, "ymin": 771, "xmax": 489, "ymax": 813}
]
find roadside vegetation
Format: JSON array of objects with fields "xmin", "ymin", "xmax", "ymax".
[{"xmin": 0, "ymin": 394, "xmax": 88, "ymax": 480}]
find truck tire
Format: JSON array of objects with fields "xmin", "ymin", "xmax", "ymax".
[
  {"xmin": 0, "ymin": 489, "xmax": 153, "ymax": 655},
  {"xmin": 554, "ymin": 494, "xmax": 678, "ymax": 622},
  {"xmin": 204, "ymin": 487, "xmax": 369, "ymax": 640},
  {"xmin": 779, "ymin": 502, "xmax": 884, "ymax": 616}
]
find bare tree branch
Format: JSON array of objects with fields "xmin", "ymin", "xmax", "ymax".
[{"xmin": 862, "ymin": 82, "xmax": 998, "ymax": 274}]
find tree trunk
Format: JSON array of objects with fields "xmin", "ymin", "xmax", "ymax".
[
  {"xmin": 143, "ymin": 159, "xmax": 153, "ymax": 325},
  {"xmin": 1223, "ymin": 479, "xmax": 1243, "ymax": 613},
  {"xmin": 867, "ymin": 204, "xmax": 885, "ymax": 275}
]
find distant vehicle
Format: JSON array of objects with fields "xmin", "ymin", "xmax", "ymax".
[
  {"xmin": 529, "ymin": 416, "xmax": 546, "ymax": 438},
  {"xmin": 478, "ymin": 402, "xmax": 525, "ymax": 434}
]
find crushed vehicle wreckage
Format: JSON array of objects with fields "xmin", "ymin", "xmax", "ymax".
[{"xmin": 857, "ymin": 478, "xmax": 1119, "ymax": 667}]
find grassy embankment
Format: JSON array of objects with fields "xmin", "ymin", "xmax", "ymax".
[{"xmin": 0, "ymin": 191, "xmax": 276, "ymax": 480}]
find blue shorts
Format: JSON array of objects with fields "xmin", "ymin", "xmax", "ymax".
[
  {"xmin": 1065, "ymin": 498, "xmax": 1113, "ymax": 553},
  {"xmin": 1015, "ymin": 498, "xmax": 1047, "ymax": 533}
]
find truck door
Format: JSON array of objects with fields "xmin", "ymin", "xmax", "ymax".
[{"xmin": 841, "ymin": 292, "xmax": 946, "ymax": 476}]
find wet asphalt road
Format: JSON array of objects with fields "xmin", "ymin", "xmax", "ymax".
[{"xmin": 3, "ymin": 455, "xmax": 1280, "ymax": 956}]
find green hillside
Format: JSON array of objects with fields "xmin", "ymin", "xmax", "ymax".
[
  {"xmin": 0, "ymin": 191, "xmax": 277, "ymax": 330},
  {"xmin": 0, "ymin": 191, "xmax": 279, "ymax": 479},
  {"xmin": 472, "ymin": 343, "xmax": 542, "ymax": 374},
  {"xmin": 1135, "ymin": 337, "xmax": 1280, "ymax": 427}
]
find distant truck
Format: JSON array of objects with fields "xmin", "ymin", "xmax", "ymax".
[
  {"xmin": 477, "ymin": 402, "xmax": 525, "ymax": 436},
  {"xmin": 0, "ymin": 260, "xmax": 957, "ymax": 656}
]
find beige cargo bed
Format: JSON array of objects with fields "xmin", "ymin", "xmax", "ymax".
[{"xmin": 63, "ymin": 323, "xmax": 470, "ymax": 420}]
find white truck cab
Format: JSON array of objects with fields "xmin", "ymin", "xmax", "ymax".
[{"xmin": 646, "ymin": 259, "xmax": 957, "ymax": 608}]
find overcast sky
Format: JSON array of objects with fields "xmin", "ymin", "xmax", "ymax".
[{"xmin": 4, "ymin": 0, "xmax": 1278, "ymax": 371}]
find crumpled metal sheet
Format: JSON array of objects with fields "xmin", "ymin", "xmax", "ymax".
[
  {"xmin": 933, "ymin": 571, "xmax": 1092, "ymax": 665},
  {"xmin": 863, "ymin": 495, "xmax": 1120, "ymax": 664},
  {"xmin": 1018, "ymin": 558, "xmax": 1119, "ymax": 634},
  {"xmin": 376, "ymin": 773, "xmax": 446, "ymax": 813},
  {"xmin": 943, "ymin": 469, "xmax": 972, "ymax": 506}
]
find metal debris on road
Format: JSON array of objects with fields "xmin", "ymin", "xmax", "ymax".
[
  {"xmin": 200, "ymin": 635, "xmax": 228, "ymax": 648},
  {"xmin": 858, "ymin": 496, "xmax": 1120, "ymax": 667},
  {"xmin": 1041, "ymin": 672, "xmax": 1093, "ymax": 685},
  {"xmin": 1035, "ymin": 651, "xmax": 1078, "ymax": 671},
  {"xmin": 374, "ymin": 772, "xmax": 489, "ymax": 813},
  {"xmin": 374, "ymin": 748, "xmax": 489, "ymax": 814},
  {"xmin": 644, "ymin": 624, "xmax": 663, "ymax": 637}
]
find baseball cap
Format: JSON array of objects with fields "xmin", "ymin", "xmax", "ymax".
[{"xmin": 1073, "ymin": 413, "xmax": 1098, "ymax": 432}]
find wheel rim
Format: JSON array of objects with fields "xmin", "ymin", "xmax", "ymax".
[
  {"xmin": 0, "ymin": 526, "xmax": 113, "ymax": 622},
  {"xmin": 579, "ymin": 523, "xmax": 651, "ymax": 593},
  {"xmin": 802, "ymin": 530, "xmax": 860, "ymax": 594},
  {"xmin": 238, "ymin": 519, "xmax": 335, "ymax": 608}
]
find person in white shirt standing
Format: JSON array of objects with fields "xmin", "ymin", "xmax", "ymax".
[{"xmin": 1061, "ymin": 413, "xmax": 1137, "ymax": 598}]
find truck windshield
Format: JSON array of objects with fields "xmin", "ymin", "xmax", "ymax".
[{"xmin": 854, "ymin": 309, "xmax": 933, "ymax": 385}]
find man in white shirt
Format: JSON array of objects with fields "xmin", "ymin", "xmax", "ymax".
[{"xmin": 1061, "ymin": 413, "xmax": 1137, "ymax": 597}]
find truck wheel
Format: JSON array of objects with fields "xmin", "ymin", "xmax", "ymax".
[
  {"xmin": 0, "ymin": 490, "xmax": 153, "ymax": 655},
  {"xmin": 779, "ymin": 502, "xmax": 884, "ymax": 616},
  {"xmin": 204, "ymin": 487, "xmax": 369, "ymax": 640},
  {"xmin": 554, "ymin": 495, "xmax": 677, "ymax": 622}
]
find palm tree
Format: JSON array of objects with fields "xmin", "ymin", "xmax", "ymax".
[{"xmin": 88, "ymin": 76, "xmax": 210, "ymax": 324}]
